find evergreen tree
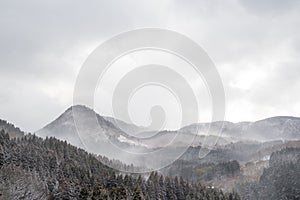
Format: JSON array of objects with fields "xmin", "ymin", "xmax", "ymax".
[{"xmin": 133, "ymin": 186, "xmax": 143, "ymax": 200}]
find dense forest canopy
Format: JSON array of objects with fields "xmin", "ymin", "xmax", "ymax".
[{"xmin": 0, "ymin": 130, "xmax": 240, "ymax": 199}]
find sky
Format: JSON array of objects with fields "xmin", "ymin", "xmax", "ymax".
[{"xmin": 1, "ymin": 0, "xmax": 300, "ymax": 132}]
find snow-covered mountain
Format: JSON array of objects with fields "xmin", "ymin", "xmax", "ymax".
[
  {"xmin": 36, "ymin": 105, "xmax": 120, "ymax": 148},
  {"xmin": 35, "ymin": 105, "xmax": 231, "ymax": 167},
  {"xmin": 36, "ymin": 105, "xmax": 233, "ymax": 150},
  {"xmin": 104, "ymin": 116, "xmax": 151, "ymax": 137},
  {"xmin": 180, "ymin": 116, "xmax": 300, "ymax": 142},
  {"xmin": 36, "ymin": 105, "xmax": 300, "ymax": 167},
  {"xmin": 36, "ymin": 105, "xmax": 300, "ymax": 149},
  {"xmin": 36, "ymin": 105, "xmax": 158, "ymax": 168}
]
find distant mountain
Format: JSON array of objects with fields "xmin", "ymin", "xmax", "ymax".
[
  {"xmin": 104, "ymin": 116, "xmax": 151, "ymax": 136},
  {"xmin": 36, "ymin": 105, "xmax": 153, "ymax": 167},
  {"xmin": 36, "ymin": 105, "xmax": 124, "ymax": 148},
  {"xmin": 35, "ymin": 105, "xmax": 232, "ymax": 167},
  {"xmin": 181, "ymin": 116, "xmax": 300, "ymax": 142},
  {"xmin": 35, "ymin": 105, "xmax": 300, "ymax": 168}
]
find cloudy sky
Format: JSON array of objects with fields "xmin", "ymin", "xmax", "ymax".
[{"xmin": 1, "ymin": 0, "xmax": 300, "ymax": 132}]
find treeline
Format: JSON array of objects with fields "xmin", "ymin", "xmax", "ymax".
[
  {"xmin": 0, "ymin": 119, "xmax": 24, "ymax": 138},
  {"xmin": 0, "ymin": 130, "xmax": 240, "ymax": 199}
]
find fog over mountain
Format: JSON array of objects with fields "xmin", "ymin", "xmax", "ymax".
[
  {"xmin": 1, "ymin": 126, "xmax": 241, "ymax": 199},
  {"xmin": 181, "ymin": 116, "xmax": 300, "ymax": 142},
  {"xmin": 1, "ymin": 105, "xmax": 300, "ymax": 199},
  {"xmin": 35, "ymin": 105, "xmax": 300, "ymax": 168},
  {"xmin": 1, "ymin": 0, "xmax": 300, "ymax": 199},
  {"xmin": 37, "ymin": 105, "xmax": 300, "ymax": 144}
]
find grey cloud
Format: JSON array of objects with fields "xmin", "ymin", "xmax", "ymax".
[
  {"xmin": 0, "ymin": 0, "xmax": 300, "ymax": 131},
  {"xmin": 239, "ymin": 0, "xmax": 300, "ymax": 16}
]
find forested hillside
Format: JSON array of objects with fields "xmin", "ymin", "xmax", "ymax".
[
  {"xmin": 0, "ymin": 119, "xmax": 24, "ymax": 138},
  {"xmin": 0, "ymin": 130, "xmax": 240, "ymax": 199},
  {"xmin": 255, "ymin": 147, "xmax": 300, "ymax": 200},
  {"xmin": 238, "ymin": 147, "xmax": 300, "ymax": 200}
]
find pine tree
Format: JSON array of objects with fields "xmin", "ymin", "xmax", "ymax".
[{"xmin": 133, "ymin": 186, "xmax": 143, "ymax": 200}]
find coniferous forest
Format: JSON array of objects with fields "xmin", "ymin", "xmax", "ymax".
[{"xmin": 0, "ymin": 129, "xmax": 240, "ymax": 200}]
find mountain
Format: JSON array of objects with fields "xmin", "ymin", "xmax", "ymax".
[
  {"xmin": 181, "ymin": 116, "xmax": 300, "ymax": 142},
  {"xmin": 0, "ymin": 129, "xmax": 240, "ymax": 199},
  {"xmin": 3, "ymin": 106, "xmax": 300, "ymax": 199},
  {"xmin": 36, "ymin": 105, "xmax": 300, "ymax": 170},
  {"xmin": 37, "ymin": 105, "xmax": 300, "ymax": 150},
  {"xmin": 36, "ymin": 105, "xmax": 123, "ymax": 149},
  {"xmin": 35, "ymin": 105, "xmax": 156, "ymax": 169},
  {"xmin": 104, "ymin": 116, "xmax": 151, "ymax": 136},
  {"xmin": 35, "ymin": 105, "xmax": 233, "ymax": 169}
]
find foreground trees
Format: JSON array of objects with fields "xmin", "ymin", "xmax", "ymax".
[{"xmin": 0, "ymin": 130, "xmax": 240, "ymax": 199}]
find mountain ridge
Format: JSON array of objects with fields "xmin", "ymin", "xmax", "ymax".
[
  {"xmin": 34, "ymin": 105, "xmax": 300, "ymax": 167},
  {"xmin": 36, "ymin": 105, "xmax": 300, "ymax": 145}
]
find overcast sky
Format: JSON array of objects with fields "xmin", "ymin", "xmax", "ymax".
[{"xmin": 1, "ymin": 0, "xmax": 300, "ymax": 132}]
